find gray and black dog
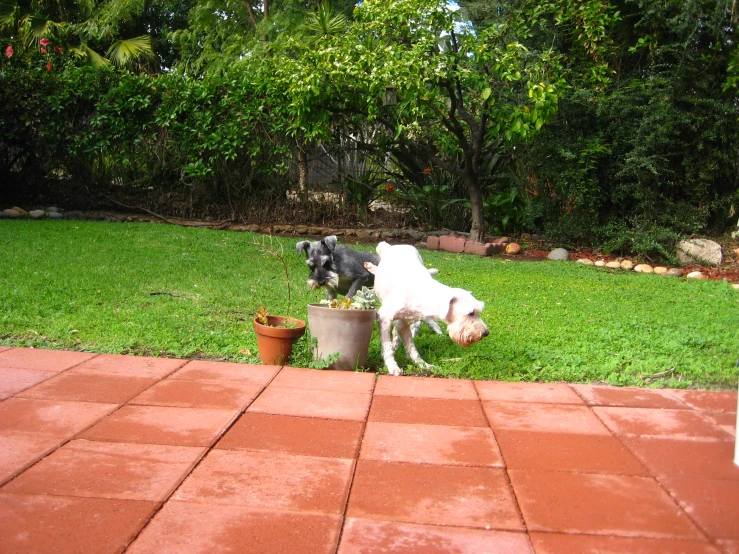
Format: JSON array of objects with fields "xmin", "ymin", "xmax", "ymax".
[{"xmin": 296, "ymin": 235, "xmax": 379, "ymax": 300}]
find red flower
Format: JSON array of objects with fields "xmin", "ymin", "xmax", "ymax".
[
  {"xmin": 385, "ymin": 183, "xmax": 395, "ymax": 192},
  {"xmin": 423, "ymin": 167, "xmax": 432, "ymax": 175},
  {"xmin": 46, "ymin": 62, "xmax": 52, "ymax": 72},
  {"xmin": 40, "ymin": 38, "xmax": 50, "ymax": 46},
  {"xmin": 5, "ymin": 45, "xmax": 13, "ymax": 58},
  {"xmin": 40, "ymin": 47, "xmax": 47, "ymax": 54},
  {"xmin": 54, "ymin": 46, "xmax": 62, "ymax": 54}
]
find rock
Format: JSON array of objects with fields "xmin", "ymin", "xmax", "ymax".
[
  {"xmin": 653, "ymin": 266, "xmax": 668, "ymax": 275},
  {"xmin": 29, "ymin": 209, "xmax": 46, "ymax": 219},
  {"xmin": 464, "ymin": 241, "xmax": 494, "ymax": 256},
  {"xmin": 2, "ymin": 208, "xmax": 23, "ymax": 218},
  {"xmin": 620, "ymin": 260, "xmax": 634, "ymax": 270},
  {"xmin": 426, "ymin": 236, "xmax": 440, "ymax": 250},
  {"xmin": 666, "ymin": 268, "xmax": 683, "ymax": 277},
  {"xmin": 686, "ymin": 271, "xmax": 705, "ymax": 280},
  {"xmin": 407, "ymin": 230, "xmax": 425, "ymax": 241},
  {"xmin": 520, "ymin": 233, "xmax": 532, "ymax": 241},
  {"xmin": 505, "ymin": 242, "xmax": 521, "ymax": 255},
  {"xmin": 605, "ymin": 261, "xmax": 622, "ymax": 269},
  {"xmin": 634, "ymin": 264, "xmax": 654, "ymax": 273},
  {"xmin": 489, "ymin": 243, "xmax": 505, "ymax": 255},
  {"xmin": 48, "ymin": 206, "xmax": 60, "ymax": 213},
  {"xmin": 547, "ymin": 248, "xmax": 569, "ymax": 261},
  {"xmin": 48, "ymin": 211, "xmax": 63, "ymax": 219},
  {"xmin": 11, "ymin": 206, "xmax": 28, "ymax": 214},
  {"xmin": 594, "ymin": 260, "xmax": 606, "ymax": 267},
  {"xmin": 488, "ymin": 236, "xmax": 509, "ymax": 245},
  {"xmin": 734, "ymin": 248, "xmax": 739, "ymax": 258},
  {"xmin": 577, "ymin": 258, "xmax": 594, "ymax": 265},
  {"xmin": 676, "ymin": 238, "xmax": 723, "ymax": 266},
  {"xmin": 355, "ymin": 229, "xmax": 374, "ymax": 240},
  {"xmin": 439, "ymin": 235, "xmax": 466, "ymax": 253}
]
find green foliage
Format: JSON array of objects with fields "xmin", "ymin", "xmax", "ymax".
[
  {"xmin": 320, "ymin": 287, "xmax": 378, "ymax": 309},
  {"xmin": 1, "ymin": 220, "xmax": 737, "ymax": 388}
]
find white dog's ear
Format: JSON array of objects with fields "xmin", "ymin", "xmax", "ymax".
[
  {"xmin": 376, "ymin": 241, "xmax": 391, "ymax": 258},
  {"xmin": 321, "ymin": 235, "xmax": 338, "ymax": 252},
  {"xmin": 438, "ymin": 292, "xmax": 457, "ymax": 321}
]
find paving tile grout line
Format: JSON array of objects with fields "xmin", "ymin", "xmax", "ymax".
[
  {"xmin": 119, "ymin": 361, "xmax": 290, "ymax": 552},
  {"xmin": 574, "ymin": 384, "xmax": 716, "ymax": 546},
  {"xmin": 333, "ymin": 373, "xmax": 379, "ymax": 554},
  {"xmin": 471, "ymin": 380, "xmax": 530, "ymax": 534}
]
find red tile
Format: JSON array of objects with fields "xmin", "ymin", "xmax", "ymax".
[
  {"xmin": 248, "ymin": 386, "xmax": 371, "ymax": 421},
  {"xmin": 216, "ymin": 413, "xmax": 363, "ymax": 458},
  {"xmin": 271, "ymin": 366, "xmax": 375, "ymax": 393},
  {"xmin": 18, "ymin": 373, "xmax": 158, "ymax": 404},
  {"xmin": 662, "ymin": 478, "xmax": 739, "ymax": 540},
  {"xmin": 0, "ymin": 432, "xmax": 66, "ymax": 485},
  {"xmin": 509, "ymin": 469, "xmax": 702, "ymax": 539},
  {"xmin": 360, "ymin": 422, "xmax": 503, "ymax": 467},
  {"xmin": 594, "ymin": 407, "xmax": 731, "ymax": 441},
  {"xmin": 69, "ymin": 354, "xmax": 185, "ymax": 378},
  {"xmin": 529, "ymin": 532, "xmax": 721, "ymax": 554},
  {"xmin": 624, "ymin": 437, "xmax": 739, "ymax": 481},
  {"xmin": 496, "ymin": 430, "xmax": 648, "ymax": 475},
  {"xmin": 170, "ymin": 359, "xmax": 280, "ymax": 385},
  {"xmin": 369, "ymin": 396, "xmax": 488, "ymax": 427},
  {"xmin": 0, "ymin": 492, "xmax": 159, "ymax": 554},
  {"xmin": 128, "ymin": 501, "xmax": 342, "ymax": 554},
  {"xmin": 130, "ymin": 379, "xmax": 263, "ymax": 410},
  {"xmin": 339, "ymin": 518, "xmax": 534, "ymax": 554},
  {"xmin": 571, "ymin": 384, "xmax": 688, "ymax": 409},
  {"xmin": 483, "ymin": 402, "xmax": 611, "ymax": 435},
  {"xmin": 703, "ymin": 412, "xmax": 736, "ymax": 437},
  {"xmin": 347, "ymin": 460, "xmax": 523, "ymax": 530},
  {"xmin": 80, "ymin": 405, "xmax": 240, "ymax": 447},
  {"xmin": 374, "ymin": 375, "xmax": 478, "ymax": 399},
  {"xmin": 0, "ymin": 348, "xmax": 96, "ymax": 372},
  {"xmin": 3, "ymin": 439, "xmax": 205, "ymax": 501},
  {"xmin": 667, "ymin": 390, "xmax": 738, "ymax": 414},
  {"xmin": 0, "ymin": 398, "xmax": 116, "ymax": 437},
  {"xmin": 0, "ymin": 367, "xmax": 55, "ymax": 399},
  {"xmin": 475, "ymin": 381, "xmax": 584, "ymax": 404},
  {"xmin": 0, "ymin": 346, "xmax": 10, "ymax": 353},
  {"xmin": 718, "ymin": 540, "xmax": 739, "ymax": 554},
  {"xmin": 172, "ymin": 449, "xmax": 353, "ymax": 514}
]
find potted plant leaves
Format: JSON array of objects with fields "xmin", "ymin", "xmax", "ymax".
[{"xmin": 307, "ymin": 287, "xmax": 378, "ymax": 370}]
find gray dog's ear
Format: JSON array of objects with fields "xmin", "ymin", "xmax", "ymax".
[
  {"xmin": 321, "ymin": 235, "xmax": 338, "ymax": 252},
  {"xmin": 296, "ymin": 241, "xmax": 310, "ymax": 257}
]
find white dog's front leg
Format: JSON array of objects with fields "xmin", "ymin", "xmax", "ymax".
[
  {"xmin": 397, "ymin": 320, "xmax": 433, "ymax": 370},
  {"xmin": 378, "ymin": 311, "xmax": 403, "ymax": 376}
]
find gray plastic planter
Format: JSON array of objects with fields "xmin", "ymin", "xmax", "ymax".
[{"xmin": 307, "ymin": 304, "xmax": 376, "ymax": 370}]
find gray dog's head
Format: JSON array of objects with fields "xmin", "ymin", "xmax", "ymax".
[{"xmin": 296, "ymin": 235, "xmax": 340, "ymax": 293}]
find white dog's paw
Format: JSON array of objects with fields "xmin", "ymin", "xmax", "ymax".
[{"xmin": 386, "ymin": 364, "xmax": 404, "ymax": 376}]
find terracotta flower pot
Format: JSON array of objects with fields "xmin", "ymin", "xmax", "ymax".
[
  {"xmin": 253, "ymin": 315, "xmax": 306, "ymax": 365},
  {"xmin": 307, "ymin": 304, "xmax": 376, "ymax": 370}
]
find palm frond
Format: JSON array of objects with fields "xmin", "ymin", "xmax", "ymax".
[
  {"xmin": 105, "ymin": 34, "xmax": 153, "ymax": 67},
  {"xmin": 0, "ymin": 0, "xmax": 18, "ymax": 27},
  {"xmin": 303, "ymin": 3, "xmax": 347, "ymax": 37},
  {"xmin": 82, "ymin": 44, "xmax": 111, "ymax": 68}
]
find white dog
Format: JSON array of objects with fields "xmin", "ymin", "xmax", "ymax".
[{"xmin": 366, "ymin": 242, "xmax": 489, "ymax": 376}]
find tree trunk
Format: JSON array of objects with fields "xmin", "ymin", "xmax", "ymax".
[
  {"xmin": 465, "ymin": 169, "xmax": 485, "ymax": 243},
  {"xmin": 297, "ymin": 147, "xmax": 308, "ymax": 192}
]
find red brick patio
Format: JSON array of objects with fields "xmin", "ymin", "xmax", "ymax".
[{"xmin": 0, "ymin": 346, "xmax": 737, "ymax": 553}]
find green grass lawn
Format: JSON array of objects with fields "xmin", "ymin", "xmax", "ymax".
[{"xmin": 2, "ymin": 220, "xmax": 738, "ymax": 389}]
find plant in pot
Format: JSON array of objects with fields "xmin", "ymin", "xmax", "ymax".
[
  {"xmin": 307, "ymin": 287, "xmax": 378, "ymax": 370},
  {"xmin": 252, "ymin": 239, "xmax": 306, "ymax": 365}
]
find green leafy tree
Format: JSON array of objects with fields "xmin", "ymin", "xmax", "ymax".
[{"xmin": 266, "ymin": 0, "xmax": 561, "ymax": 241}]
